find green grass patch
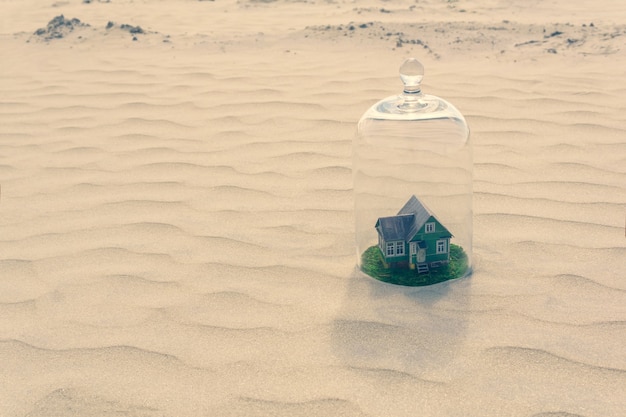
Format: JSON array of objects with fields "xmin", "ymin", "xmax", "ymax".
[{"xmin": 360, "ymin": 243, "xmax": 469, "ymax": 286}]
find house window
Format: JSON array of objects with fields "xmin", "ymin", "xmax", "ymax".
[
  {"xmin": 425, "ymin": 222, "xmax": 435, "ymax": 233},
  {"xmin": 410, "ymin": 242, "xmax": 417, "ymax": 255},
  {"xmin": 386, "ymin": 242, "xmax": 395, "ymax": 256},
  {"xmin": 395, "ymin": 241, "xmax": 404, "ymax": 256},
  {"xmin": 436, "ymin": 239, "xmax": 447, "ymax": 254}
]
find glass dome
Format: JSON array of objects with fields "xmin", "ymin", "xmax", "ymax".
[{"xmin": 354, "ymin": 58, "xmax": 472, "ymax": 286}]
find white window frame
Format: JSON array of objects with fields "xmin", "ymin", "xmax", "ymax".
[
  {"xmin": 386, "ymin": 242, "xmax": 395, "ymax": 256},
  {"xmin": 395, "ymin": 241, "xmax": 405, "ymax": 256},
  {"xmin": 410, "ymin": 242, "xmax": 417, "ymax": 255},
  {"xmin": 425, "ymin": 222, "xmax": 435, "ymax": 233},
  {"xmin": 436, "ymin": 239, "xmax": 447, "ymax": 254}
]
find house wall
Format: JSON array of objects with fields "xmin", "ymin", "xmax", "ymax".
[
  {"xmin": 410, "ymin": 217, "xmax": 450, "ymax": 242},
  {"xmin": 407, "ymin": 240, "xmax": 450, "ymax": 264},
  {"xmin": 425, "ymin": 238, "xmax": 450, "ymax": 264},
  {"xmin": 380, "ymin": 239, "xmax": 410, "ymax": 263}
]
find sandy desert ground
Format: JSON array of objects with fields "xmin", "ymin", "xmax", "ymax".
[{"xmin": 1, "ymin": 0, "xmax": 625, "ymax": 416}]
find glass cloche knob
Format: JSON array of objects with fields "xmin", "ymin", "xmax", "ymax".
[{"xmin": 399, "ymin": 57, "xmax": 424, "ymax": 94}]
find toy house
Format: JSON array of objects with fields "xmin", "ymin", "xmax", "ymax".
[{"xmin": 375, "ymin": 195, "xmax": 452, "ymax": 273}]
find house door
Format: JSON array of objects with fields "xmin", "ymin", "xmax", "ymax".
[{"xmin": 417, "ymin": 248, "xmax": 426, "ymax": 263}]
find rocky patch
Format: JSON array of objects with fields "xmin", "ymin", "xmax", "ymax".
[
  {"xmin": 32, "ymin": 15, "xmax": 90, "ymax": 41},
  {"xmin": 303, "ymin": 20, "xmax": 626, "ymax": 60},
  {"xmin": 28, "ymin": 15, "xmax": 169, "ymax": 44},
  {"xmin": 106, "ymin": 21, "xmax": 148, "ymax": 41}
]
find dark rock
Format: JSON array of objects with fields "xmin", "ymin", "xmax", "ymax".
[
  {"xmin": 547, "ymin": 30, "xmax": 563, "ymax": 38},
  {"xmin": 120, "ymin": 24, "xmax": 144, "ymax": 34},
  {"xmin": 106, "ymin": 21, "xmax": 145, "ymax": 35},
  {"xmin": 32, "ymin": 15, "xmax": 89, "ymax": 40}
]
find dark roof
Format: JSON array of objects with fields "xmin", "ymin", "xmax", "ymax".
[{"xmin": 376, "ymin": 214, "xmax": 415, "ymax": 241}]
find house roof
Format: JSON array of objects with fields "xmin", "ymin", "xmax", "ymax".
[
  {"xmin": 376, "ymin": 214, "xmax": 415, "ymax": 241},
  {"xmin": 397, "ymin": 195, "xmax": 433, "ymax": 240},
  {"xmin": 376, "ymin": 195, "xmax": 451, "ymax": 242}
]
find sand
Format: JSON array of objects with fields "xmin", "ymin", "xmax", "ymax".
[{"xmin": 1, "ymin": 0, "xmax": 625, "ymax": 416}]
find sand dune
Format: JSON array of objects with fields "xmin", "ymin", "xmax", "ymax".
[{"xmin": 1, "ymin": 0, "xmax": 625, "ymax": 416}]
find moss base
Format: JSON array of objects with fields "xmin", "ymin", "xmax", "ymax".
[{"xmin": 360, "ymin": 243, "xmax": 469, "ymax": 286}]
